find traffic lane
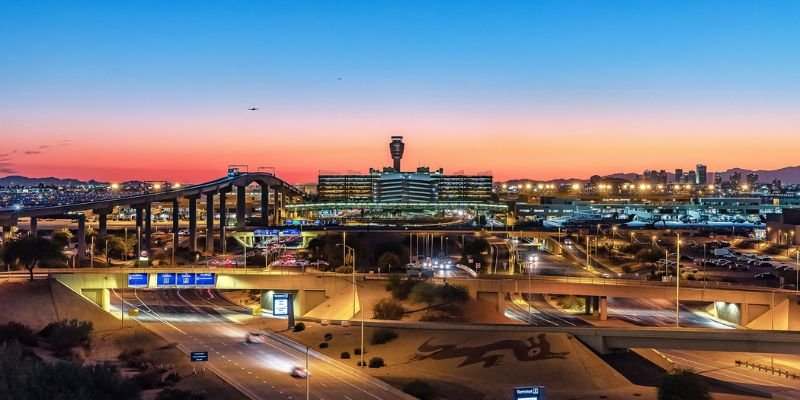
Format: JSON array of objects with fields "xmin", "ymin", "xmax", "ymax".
[
  {"xmin": 504, "ymin": 293, "xmax": 589, "ymax": 327},
  {"xmin": 660, "ymin": 349, "xmax": 800, "ymax": 399},
  {"xmin": 531, "ymin": 254, "xmax": 593, "ymax": 277},
  {"xmin": 606, "ymin": 297, "xmax": 732, "ymax": 329},
  {"xmin": 128, "ymin": 290, "xmax": 403, "ymax": 400}
]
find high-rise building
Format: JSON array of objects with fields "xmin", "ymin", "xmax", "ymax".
[
  {"xmin": 696, "ymin": 164, "xmax": 707, "ymax": 185},
  {"xmin": 674, "ymin": 169, "xmax": 684, "ymax": 183},
  {"xmin": 686, "ymin": 171, "xmax": 697, "ymax": 185},
  {"xmin": 714, "ymin": 172, "xmax": 723, "ymax": 186},
  {"xmin": 746, "ymin": 173, "xmax": 759, "ymax": 189}
]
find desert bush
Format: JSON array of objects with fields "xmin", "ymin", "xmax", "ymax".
[
  {"xmin": 368, "ymin": 357, "xmax": 385, "ymax": 368},
  {"xmin": 373, "ymin": 298, "xmax": 405, "ymax": 320},
  {"xmin": 370, "ymin": 328, "xmax": 398, "ymax": 345},
  {"xmin": 293, "ymin": 322, "xmax": 305, "ymax": 332}
]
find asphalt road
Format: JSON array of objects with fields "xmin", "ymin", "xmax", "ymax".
[
  {"xmin": 110, "ymin": 289, "xmax": 406, "ymax": 400},
  {"xmin": 504, "ymin": 293, "xmax": 590, "ymax": 327},
  {"xmin": 606, "ymin": 297, "xmax": 733, "ymax": 329}
]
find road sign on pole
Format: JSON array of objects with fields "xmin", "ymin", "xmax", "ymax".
[
  {"xmin": 190, "ymin": 351, "xmax": 209, "ymax": 362},
  {"xmin": 514, "ymin": 386, "xmax": 544, "ymax": 400}
]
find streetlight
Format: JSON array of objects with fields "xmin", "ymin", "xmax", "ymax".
[
  {"xmin": 337, "ymin": 242, "xmax": 364, "ymax": 368},
  {"xmin": 667, "ymin": 231, "xmax": 682, "ymax": 327},
  {"xmin": 527, "ymin": 255, "xmax": 538, "ymax": 324}
]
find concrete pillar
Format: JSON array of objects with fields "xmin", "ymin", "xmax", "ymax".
[
  {"xmin": 584, "ymin": 296, "xmax": 592, "ymax": 315},
  {"xmin": 236, "ymin": 185, "xmax": 246, "ymax": 229},
  {"xmin": 97, "ymin": 213, "xmax": 107, "ymax": 237},
  {"xmin": 592, "ymin": 296, "xmax": 600, "ymax": 317},
  {"xmin": 260, "ymin": 183, "xmax": 270, "ymax": 226},
  {"xmin": 172, "ymin": 199, "xmax": 180, "ymax": 253},
  {"xmin": 77, "ymin": 215, "xmax": 86, "ymax": 264},
  {"xmin": 219, "ymin": 190, "xmax": 227, "ymax": 253},
  {"xmin": 29, "ymin": 217, "xmax": 38, "ymax": 237},
  {"xmin": 205, "ymin": 193, "xmax": 214, "ymax": 253},
  {"xmin": 144, "ymin": 204, "xmax": 152, "ymax": 250},
  {"xmin": 188, "ymin": 196, "xmax": 198, "ymax": 252},
  {"xmin": 280, "ymin": 188, "xmax": 287, "ymax": 222},
  {"xmin": 599, "ymin": 296, "xmax": 608, "ymax": 321},
  {"xmin": 135, "ymin": 207, "xmax": 144, "ymax": 233}
]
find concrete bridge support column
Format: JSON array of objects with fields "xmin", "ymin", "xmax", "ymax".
[
  {"xmin": 280, "ymin": 188, "xmax": 287, "ymax": 222},
  {"xmin": 97, "ymin": 213, "xmax": 107, "ymax": 237},
  {"xmin": 584, "ymin": 296, "xmax": 592, "ymax": 315},
  {"xmin": 77, "ymin": 215, "xmax": 86, "ymax": 264},
  {"xmin": 236, "ymin": 185, "xmax": 246, "ymax": 229},
  {"xmin": 188, "ymin": 196, "xmax": 198, "ymax": 252},
  {"xmin": 29, "ymin": 217, "xmax": 37, "ymax": 237},
  {"xmin": 81, "ymin": 288, "xmax": 111, "ymax": 312},
  {"xmin": 599, "ymin": 296, "xmax": 608, "ymax": 321},
  {"xmin": 143, "ymin": 204, "xmax": 152, "ymax": 251},
  {"xmin": 219, "ymin": 191, "xmax": 227, "ymax": 254},
  {"xmin": 205, "ymin": 193, "xmax": 214, "ymax": 253},
  {"xmin": 135, "ymin": 207, "xmax": 144, "ymax": 235},
  {"xmin": 592, "ymin": 296, "xmax": 600, "ymax": 317},
  {"xmin": 172, "ymin": 199, "xmax": 180, "ymax": 259},
  {"xmin": 259, "ymin": 184, "xmax": 270, "ymax": 226}
]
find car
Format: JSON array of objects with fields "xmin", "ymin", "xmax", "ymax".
[
  {"xmin": 758, "ymin": 262, "xmax": 773, "ymax": 268},
  {"xmin": 730, "ymin": 264, "xmax": 749, "ymax": 271},
  {"xmin": 755, "ymin": 272, "xmax": 779, "ymax": 280},
  {"xmin": 245, "ymin": 332, "xmax": 265, "ymax": 344},
  {"xmin": 757, "ymin": 255, "xmax": 772, "ymax": 261},
  {"xmin": 775, "ymin": 265, "xmax": 789, "ymax": 272},
  {"xmin": 290, "ymin": 367, "xmax": 308, "ymax": 378}
]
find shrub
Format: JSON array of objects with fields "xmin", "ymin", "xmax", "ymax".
[
  {"xmin": 293, "ymin": 322, "xmax": 305, "ymax": 332},
  {"xmin": 324, "ymin": 333, "xmax": 333, "ymax": 341},
  {"xmin": 370, "ymin": 328, "xmax": 398, "ymax": 345},
  {"xmin": 354, "ymin": 347, "xmax": 365, "ymax": 355},
  {"xmin": 340, "ymin": 351, "xmax": 351, "ymax": 359},
  {"xmin": 134, "ymin": 368, "xmax": 164, "ymax": 389},
  {"xmin": 163, "ymin": 371, "xmax": 182, "ymax": 386},
  {"xmin": 385, "ymin": 274, "xmax": 402, "ymax": 292},
  {"xmin": 319, "ymin": 342, "xmax": 329, "ymax": 349},
  {"xmin": 357, "ymin": 360, "xmax": 366, "ymax": 367},
  {"xmin": 368, "ymin": 357, "xmax": 385, "ymax": 368},
  {"xmin": 40, "ymin": 319, "xmax": 93, "ymax": 351},
  {"xmin": 335, "ymin": 266, "xmax": 354, "ymax": 274},
  {"xmin": 403, "ymin": 380, "xmax": 436, "ymax": 400},
  {"xmin": 156, "ymin": 388, "xmax": 208, "ymax": 400},
  {"xmin": 391, "ymin": 279, "xmax": 417, "ymax": 300},
  {"xmin": 373, "ymin": 298, "xmax": 405, "ymax": 320},
  {"xmin": 118, "ymin": 348, "xmax": 145, "ymax": 361},
  {"xmin": 0, "ymin": 322, "xmax": 38, "ymax": 347},
  {"xmin": 658, "ymin": 368, "xmax": 711, "ymax": 400},
  {"xmin": 437, "ymin": 284, "xmax": 469, "ymax": 303}
]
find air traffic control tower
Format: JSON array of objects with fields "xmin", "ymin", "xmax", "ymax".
[{"xmin": 389, "ymin": 136, "xmax": 405, "ymax": 172}]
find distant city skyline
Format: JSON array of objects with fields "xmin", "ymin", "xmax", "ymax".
[{"xmin": 2, "ymin": 1, "xmax": 800, "ymax": 183}]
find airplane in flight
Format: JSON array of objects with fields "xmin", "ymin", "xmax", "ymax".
[{"xmin": 248, "ymin": 107, "xmax": 259, "ymax": 111}]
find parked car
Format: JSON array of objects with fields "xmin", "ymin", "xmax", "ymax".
[
  {"xmin": 731, "ymin": 264, "xmax": 749, "ymax": 271},
  {"xmin": 775, "ymin": 265, "xmax": 789, "ymax": 272},
  {"xmin": 758, "ymin": 262, "xmax": 773, "ymax": 268},
  {"xmin": 757, "ymin": 255, "xmax": 772, "ymax": 261},
  {"xmin": 755, "ymin": 272, "xmax": 779, "ymax": 280}
]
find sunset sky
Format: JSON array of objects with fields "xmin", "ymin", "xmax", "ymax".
[{"xmin": 2, "ymin": 1, "xmax": 799, "ymax": 184}]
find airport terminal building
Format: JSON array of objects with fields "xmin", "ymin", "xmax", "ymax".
[{"xmin": 291, "ymin": 137, "xmax": 504, "ymax": 223}]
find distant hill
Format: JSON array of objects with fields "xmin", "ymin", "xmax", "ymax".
[{"xmin": 0, "ymin": 175, "xmax": 107, "ymax": 187}]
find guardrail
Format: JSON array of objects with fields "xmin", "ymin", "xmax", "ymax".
[{"xmin": 735, "ymin": 360, "xmax": 800, "ymax": 379}]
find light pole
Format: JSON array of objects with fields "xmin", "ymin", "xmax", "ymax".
[{"xmin": 669, "ymin": 231, "xmax": 682, "ymax": 328}]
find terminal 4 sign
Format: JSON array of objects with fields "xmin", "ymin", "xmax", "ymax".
[
  {"xmin": 254, "ymin": 228, "xmax": 301, "ymax": 236},
  {"xmin": 514, "ymin": 386, "xmax": 544, "ymax": 400}
]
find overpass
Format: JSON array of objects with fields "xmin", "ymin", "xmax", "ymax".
[
  {"xmin": 54, "ymin": 270, "xmax": 794, "ymax": 328},
  {"xmin": 52, "ymin": 270, "xmax": 800, "ymax": 355},
  {"xmin": 0, "ymin": 171, "xmax": 304, "ymax": 258}
]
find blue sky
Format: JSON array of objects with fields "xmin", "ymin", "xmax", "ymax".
[{"xmin": 1, "ymin": 1, "xmax": 799, "ymax": 181}]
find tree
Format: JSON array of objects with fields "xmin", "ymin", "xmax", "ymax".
[
  {"xmin": 377, "ymin": 251, "xmax": 402, "ymax": 272},
  {"xmin": 96, "ymin": 235, "xmax": 129, "ymax": 262},
  {"xmin": 636, "ymin": 248, "xmax": 662, "ymax": 264},
  {"xmin": 1, "ymin": 237, "xmax": 64, "ymax": 280},
  {"xmin": 410, "ymin": 282, "xmax": 438, "ymax": 315},
  {"xmin": 373, "ymin": 298, "xmax": 405, "ymax": 320},
  {"xmin": 658, "ymin": 368, "xmax": 712, "ymax": 400},
  {"xmin": 51, "ymin": 229, "xmax": 73, "ymax": 248}
]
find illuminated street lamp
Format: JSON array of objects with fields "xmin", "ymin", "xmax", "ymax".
[{"xmin": 527, "ymin": 255, "xmax": 538, "ymax": 324}]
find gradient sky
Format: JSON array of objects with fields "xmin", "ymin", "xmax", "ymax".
[{"xmin": 2, "ymin": 1, "xmax": 799, "ymax": 184}]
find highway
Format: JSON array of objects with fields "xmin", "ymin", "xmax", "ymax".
[
  {"xmin": 504, "ymin": 293, "xmax": 590, "ymax": 327},
  {"xmin": 111, "ymin": 289, "xmax": 407, "ymax": 400},
  {"xmin": 606, "ymin": 297, "xmax": 733, "ymax": 329}
]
